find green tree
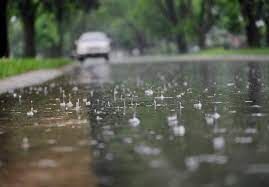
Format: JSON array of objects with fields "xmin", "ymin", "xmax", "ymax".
[
  {"xmin": 215, "ymin": 0, "xmax": 243, "ymax": 34},
  {"xmin": 239, "ymin": 0, "xmax": 262, "ymax": 47},
  {"xmin": 42, "ymin": 0, "xmax": 99, "ymax": 56},
  {"xmin": 84, "ymin": 0, "xmax": 148, "ymax": 52},
  {"xmin": 197, "ymin": 0, "xmax": 215, "ymax": 48},
  {"xmin": 156, "ymin": 0, "xmax": 194, "ymax": 52},
  {"xmin": 11, "ymin": 0, "xmax": 42, "ymax": 57}
]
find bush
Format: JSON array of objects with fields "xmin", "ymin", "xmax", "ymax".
[{"xmin": 0, "ymin": 58, "xmax": 71, "ymax": 79}]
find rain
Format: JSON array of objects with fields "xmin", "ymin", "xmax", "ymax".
[{"xmin": 1, "ymin": 60, "xmax": 269, "ymax": 186}]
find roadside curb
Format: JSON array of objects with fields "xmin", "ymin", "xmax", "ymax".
[{"xmin": 0, "ymin": 63, "xmax": 78, "ymax": 95}]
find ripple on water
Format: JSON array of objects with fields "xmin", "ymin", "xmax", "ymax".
[
  {"xmin": 235, "ymin": 136, "xmax": 253, "ymax": 144},
  {"xmin": 51, "ymin": 146, "xmax": 76, "ymax": 153},
  {"xmin": 34, "ymin": 159, "xmax": 58, "ymax": 169},
  {"xmin": 134, "ymin": 144, "xmax": 161, "ymax": 156},
  {"xmin": 185, "ymin": 154, "xmax": 228, "ymax": 172}
]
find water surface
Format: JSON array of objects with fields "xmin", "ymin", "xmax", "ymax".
[{"xmin": 1, "ymin": 60, "xmax": 269, "ymax": 187}]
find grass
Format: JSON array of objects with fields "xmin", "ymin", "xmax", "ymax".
[
  {"xmin": 195, "ymin": 47, "xmax": 269, "ymax": 55},
  {"xmin": 0, "ymin": 58, "xmax": 72, "ymax": 79}
]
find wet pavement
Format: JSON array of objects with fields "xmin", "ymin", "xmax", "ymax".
[{"xmin": 1, "ymin": 59, "xmax": 269, "ymax": 187}]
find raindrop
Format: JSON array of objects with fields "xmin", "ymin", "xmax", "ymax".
[
  {"xmin": 167, "ymin": 114, "xmax": 178, "ymax": 126},
  {"xmin": 27, "ymin": 100, "xmax": 35, "ymax": 117},
  {"xmin": 213, "ymin": 136, "xmax": 225, "ymax": 150},
  {"xmin": 212, "ymin": 106, "xmax": 221, "ymax": 119},
  {"xmin": 75, "ymin": 99, "xmax": 80, "ymax": 111},
  {"xmin": 66, "ymin": 94, "xmax": 73, "ymax": 108},
  {"xmin": 123, "ymin": 137, "xmax": 133, "ymax": 144},
  {"xmin": 47, "ymin": 139, "xmax": 57, "ymax": 145},
  {"xmin": 213, "ymin": 112, "xmax": 221, "ymax": 119},
  {"xmin": 27, "ymin": 108, "xmax": 34, "ymax": 117},
  {"xmin": 18, "ymin": 95, "xmax": 22, "ymax": 103},
  {"xmin": 155, "ymin": 94, "xmax": 172, "ymax": 100},
  {"xmin": 36, "ymin": 159, "xmax": 58, "ymax": 168},
  {"xmin": 105, "ymin": 153, "xmax": 114, "ymax": 161},
  {"xmin": 235, "ymin": 136, "xmax": 253, "ymax": 144},
  {"xmin": 145, "ymin": 89, "xmax": 154, "ymax": 96},
  {"xmin": 156, "ymin": 135, "xmax": 163, "ymax": 140},
  {"xmin": 205, "ymin": 114, "xmax": 214, "ymax": 125},
  {"xmin": 193, "ymin": 101, "xmax": 202, "ymax": 110},
  {"xmin": 251, "ymin": 113, "xmax": 266, "ymax": 117},
  {"xmin": 85, "ymin": 100, "xmax": 91, "ymax": 106},
  {"xmin": 21, "ymin": 137, "xmax": 30, "ymax": 150},
  {"xmin": 128, "ymin": 113, "xmax": 140, "ymax": 127},
  {"xmin": 227, "ymin": 83, "xmax": 235, "ymax": 87},
  {"xmin": 60, "ymin": 90, "xmax": 66, "ymax": 107},
  {"xmin": 134, "ymin": 144, "xmax": 160, "ymax": 156},
  {"xmin": 153, "ymin": 99, "xmax": 157, "ymax": 110},
  {"xmin": 245, "ymin": 128, "xmax": 257, "ymax": 134},
  {"xmin": 155, "ymin": 94, "xmax": 165, "ymax": 100},
  {"xmin": 96, "ymin": 116, "xmax": 103, "ymax": 121},
  {"xmin": 123, "ymin": 99, "xmax": 126, "ymax": 115},
  {"xmin": 72, "ymin": 86, "xmax": 78, "ymax": 92},
  {"xmin": 185, "ymin": 157, "xmax": 199, "ymax": 171},
  {"xmin": 173, "ymin": 125, "xmax": 185, "ymax": 136}
]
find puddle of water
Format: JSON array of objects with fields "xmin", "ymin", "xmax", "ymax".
[
  {"xmin": 1, "ymin": 60, "xmax": 269, "ymax": 187},
  {"xmin": 0, "ymin": 69, "xmax": 97, "ymax": 187},
  {"xmin": 89, "ymin": 61, "xmax": 269, "ymax": 187}
]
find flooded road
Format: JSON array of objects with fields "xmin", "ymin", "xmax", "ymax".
[{"xmin": 1, "ymin": 59, "xmax": 269, "ymax": 187}]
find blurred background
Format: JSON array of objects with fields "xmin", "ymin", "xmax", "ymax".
[
  {"xmin": 0, "ymin": 0, "xmax": 269, "ymax": 58},
  {"xmin": 1, "ymin": 1, "xmax": 269, "ymax": 187}
]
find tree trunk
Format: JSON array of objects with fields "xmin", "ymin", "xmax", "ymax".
[
  {"xmin": 266, "ymin": 22, "xmax": 269, "ymax": 46},
  {"xmin": 20, "ymin": 0, "xmax": 36, "ymax": 57},
  {"xmin": 245, "ymin": 17, "xmax": 261, "ymax": 47},
  {"xmin": 198, "ymin": 33, "xmax": 206, "ymax": 49},
  {"xmin": 264, "ymin": 2, "xmax": 269, "ymax": 46},
  {"xmin": 0, "ymin": 0, "xmax": 9, "ymax": 58},
  {"xmin": 55, "ymin": 1, "xmax": 64, "ymax": 56},
  {"xmin": 158, "ymin": 0, "xmax": 191, "ymax": 53},
  {"xmin": 135, "ymin": 30, "xmax": 147, "ymax": 55},
  {"xmin": 22, "ymin": 13, "xmax": 36, "ymax": 57},
  {"xmin": 239, "ymin": 0, "xmax": 261, "ymax": 47},
  {"xmin": 57, "ymin": 25, "xmax": 64, "ymax": 56},
  {"xmin": 164, "ymin": 0, "xmax": 178, "ymax": 25},
  {"xmin": 176, "ymin": 34, "xmax": 187, "ymax": 53},
  {"xmin": 198, "ymin": 0, "xmax": 213, "ymax": 49}
]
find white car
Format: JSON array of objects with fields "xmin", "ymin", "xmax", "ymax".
[{"xmin": 75, "ymin": 32, "xmax": 111, "ymax": 61}]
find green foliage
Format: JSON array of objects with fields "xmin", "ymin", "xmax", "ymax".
[
  {"xmin": 0, "ymin": 58, "xmax": 71, "ymax": 79},
  {"xmin": 36, "ymin": 13, "xmax": 58, "ymax": 48},
  {"xmin": 6, "ymin": 0, "xmax": 269, "ymax": 56},
  {"xmin": 195, "ymin": 47, "xmax": 269, "ymax": 55},
  {"xmin": 8, "ymin": 16, "xmax": 23, "ymax": 57},
  {"xmin": 215, "ymin": 0, "xmax": 243, "ymax": 33}
]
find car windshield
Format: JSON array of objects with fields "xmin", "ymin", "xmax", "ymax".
[{"xmin": 79, "ymin": 32, "xmax": 108, "ymax": 42}]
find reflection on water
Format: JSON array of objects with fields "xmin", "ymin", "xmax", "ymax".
[
  {"xmin": 248, "ymin": 62, "xmax": 261, "ymax": 104},
  {"xmin": 0, "ymin": 64, "xmax": 101, "ymax": 187},
  {"xmin": 88, "ymin": 61, "xmax": 269, "ymax": 187},
  {"xmin": 1, "ymin": 60, "xmax": 269, "ymax": 187},
  {"xmin": 77, "ymin": 59, "xmax": 111, "ymax": 84}
]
